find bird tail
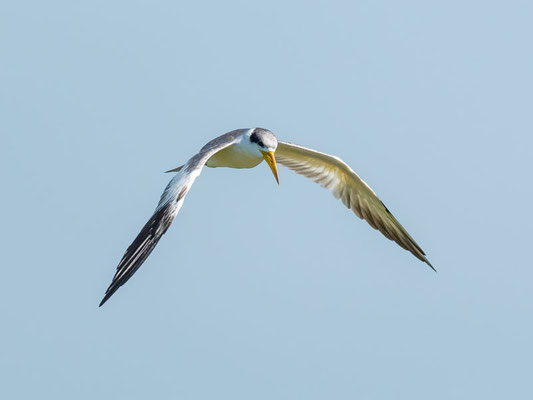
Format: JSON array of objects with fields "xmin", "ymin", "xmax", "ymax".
[{"xmin": 164, "ymin": 165, "xmax": 184, "ymax": 173}]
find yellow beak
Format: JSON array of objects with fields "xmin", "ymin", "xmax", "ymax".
[{"xmin": 260, "ymin": 150, "xmax": 280, "ymax": 185}]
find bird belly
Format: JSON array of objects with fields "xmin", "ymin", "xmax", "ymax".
[{"xmin": 206, "ymin": 144, "xmax": 263, "ymax": 169}]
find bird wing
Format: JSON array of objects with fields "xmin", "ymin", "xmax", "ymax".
[
  {"xmin": 99, "ymin": 130, "xmax": 246, "ymax": 306},
  {"xmin": 275, "ymin": 141, "xmax": 434, "ymax": 270}
]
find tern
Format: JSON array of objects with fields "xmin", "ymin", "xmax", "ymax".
[{"xmin": 99, "ymin": 128, "xmax": 433, "ymax": 306}]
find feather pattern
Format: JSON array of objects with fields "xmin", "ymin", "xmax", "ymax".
[
  {"xmin": 275, "ymin": 141, "xmax": 434, "ymax": 270},
  {"xmin": 99, "ymin": 131, "xmax": 245, "ymax": 306}
]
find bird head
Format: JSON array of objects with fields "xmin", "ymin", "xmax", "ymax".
[{"xmin": 248, "ymin": 128, "xmax": 279, "ymax": 184}]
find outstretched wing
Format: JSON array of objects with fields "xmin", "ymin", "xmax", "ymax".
[
  {"xmin": 275, "ymin": 141, "xmax": 434, "ymax": 270},
  {"xmin": 99, "ymin": 130, "xmax": 246, "ymax": 306}
]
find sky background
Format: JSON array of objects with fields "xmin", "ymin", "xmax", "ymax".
[{"xmin": 1, "ymin": 1, "xmax": 532, "ymax": 399}]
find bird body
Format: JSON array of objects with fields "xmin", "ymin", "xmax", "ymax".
[
  {"xmin": 206, "ymin": 138, "xmax": 264, "ymax": 169},
  {"xmin": 99, "ymin": 128, "xmax": 433, "ymax": 307}
]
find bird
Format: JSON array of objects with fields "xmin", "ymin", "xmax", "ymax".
[{"xmin": 99, "ymin": 128, "xmax": 433, "ymax": 306}]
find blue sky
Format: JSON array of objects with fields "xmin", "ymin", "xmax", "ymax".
[{"xmin": 1, "ymin": 1, "xmax": 532, "ymax": 399}]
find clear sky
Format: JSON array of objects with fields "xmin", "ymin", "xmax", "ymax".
[{"xmin": 1, "ymin": 1, "xmax": 532, "ymax": 399}]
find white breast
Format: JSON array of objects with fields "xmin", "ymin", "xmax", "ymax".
[{"xmin": 206, "ymin": 143, "xmax": 263, "ymax": 169}]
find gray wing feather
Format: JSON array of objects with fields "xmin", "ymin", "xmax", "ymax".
[
  {"xmin": 99, "ymin": 131, "xmax": 243, "ymax": 306},
  {"xmin": 275, "ymin": 141, "xmax": 434, "ymax": 270}
]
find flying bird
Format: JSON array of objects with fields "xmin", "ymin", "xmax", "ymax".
[{"xmin": 100, "ymin": 128, "xmax": 433, "ymax": 306}]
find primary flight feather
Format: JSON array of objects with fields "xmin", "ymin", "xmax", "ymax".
[{"xmin": 100, "ymin": 128, "xmax": 433, "ymax": 306}]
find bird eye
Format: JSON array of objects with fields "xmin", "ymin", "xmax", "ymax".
[{"xmin": 250, "ymin": 132, "xmax": 264, "ymax": 148}]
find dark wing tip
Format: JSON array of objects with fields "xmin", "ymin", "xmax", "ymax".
[
  {"xmin": 425, "ymin": 258, "xmax": 437, "ymax": 272},
  {"xmin": 99, "ymin": 292, "xmax": 113, "ymax": 307},
  {"xmin": 99, "ymin": 281, "xmax": 123, "ymax": 306},
  {"xmin": 98, "ymin": 201, "xmax": 177, "ymax": 307}
]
